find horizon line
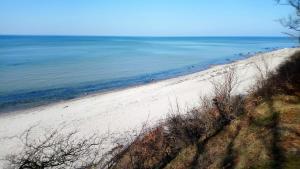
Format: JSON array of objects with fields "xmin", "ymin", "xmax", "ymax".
[{"xmin": 0, "ymin": 34, "xmax": 291, "ymax": 38}]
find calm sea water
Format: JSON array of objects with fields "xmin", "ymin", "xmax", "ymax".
[{"xmin": 0, "ymin": 36, "xmax": 297, "ymax": 111}]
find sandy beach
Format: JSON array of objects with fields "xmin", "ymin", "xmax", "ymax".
[{"xmin": 0, "ymin": 48, "xmax": 299, "ymax": 167}]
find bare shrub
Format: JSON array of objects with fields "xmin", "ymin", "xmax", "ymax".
[
  {"xmin": 210, "ymin": 67, "xmax": 242, "ymax": 124},
  {"xmin": 250, "ymin": 56, "xmax": 276, "ymax": 98},
  {"xmin": 166, "ymin": 110, "xmax": 205, "ymax": 146},
  {"xmin": 129, "ymin": 127, "xmax": 171, "ymax": 169},
  {"xmin": 4, "ymin": 127, "xmax": 110, "ymax": 169},
  {"xmin": 165, "ymin": 67, "xmax": 243, "ymax": 145},
  {"xmin": 254, "ymin": 56, "xmax": 271, "ymax": 80},
  {"xmin": 274, "ymin": 51, "xmax": 300, "ymax": 93},
  {"xmin": 211, "ymin": 68, "xmax": 239, "ymax": 102},
  {"xmin": 104, "ymin": 124, "xmax": 148, "ymax": 169},
  {"xmin": 251, "ymin": 52, "xmax": 300, "ymax": 99},
  {"xmin": 110, "ymin": 123, "xmax": 177, "ymax": 169}
]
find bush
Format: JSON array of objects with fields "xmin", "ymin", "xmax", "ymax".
[
  {"xmin": 4, "ymin": 127, "xmax": 110, "ymax": 169},
  {"xmin": 165, "ymin": 67, "xmax": 244, "ymax": 147},
  {"xmin": 251, "ymin": 51, "xmax": 300, "ymax": 99}
]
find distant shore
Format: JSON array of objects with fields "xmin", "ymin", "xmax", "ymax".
[{"xmin": 0, "ymin": 48, "xmax": 299, "ymax": 167}]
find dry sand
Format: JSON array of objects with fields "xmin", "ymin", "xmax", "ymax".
[{"xmin": 0, "ymin": 48, "xmax": 298, "ymax": 167}]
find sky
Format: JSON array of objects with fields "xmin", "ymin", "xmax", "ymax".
[{"xmin": 0, "ymin": 0, "xmax": 294, "ymax": 36}]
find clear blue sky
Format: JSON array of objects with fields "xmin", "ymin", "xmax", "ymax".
[{"xmin": 0, "ymin": 0, "xmax": 294, "ymax": 36}]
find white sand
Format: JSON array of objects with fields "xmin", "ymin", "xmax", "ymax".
[{"xmin": 0, "ymin": 48, "xmax": 298, "ymax": 167}]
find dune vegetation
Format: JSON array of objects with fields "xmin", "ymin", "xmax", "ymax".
[{"xmin": 107, "ymin": 51, "xmax": 300, "ymax": 169}]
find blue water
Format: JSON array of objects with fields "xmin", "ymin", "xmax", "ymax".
[{"xmin": 0, "ymin": 36, "xmax": 297, "ymax": 111}]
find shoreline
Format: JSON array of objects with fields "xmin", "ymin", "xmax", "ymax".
[
  {"xmin": 0, "ymin": 48, "xmax": 280, "ymax": 115},
  {"xmin": 0, "ymin": 48, "xmax": 299, "ymax": 167},
  {"xmin": 0, "ymin": 47, "xmax": 291, "ymax": 114},
  {"xmin": 0, "ymin": 47, "xmax": 297, "ymax": 118}
]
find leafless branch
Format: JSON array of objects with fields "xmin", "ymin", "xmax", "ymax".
[{"xmin": 4, "ymin": 127, "xmax": 111, "ymax": 169}]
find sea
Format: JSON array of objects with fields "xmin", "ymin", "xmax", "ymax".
[{"xmin": 0, "ymin": 36, "xmax": 298, "ymax": 112}]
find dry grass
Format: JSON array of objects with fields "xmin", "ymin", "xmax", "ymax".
[{"xmin": 163, "ymin": 145, "xmax": 197, "ymax": 169}]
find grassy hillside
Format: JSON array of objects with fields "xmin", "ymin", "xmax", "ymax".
[
  {"xmin": 164, "ymin": 94, "xmax": 300, "ymax": 169},
  {"xmin": 110, "ymin": 51, "xmax": 300, "ymax": 169}
]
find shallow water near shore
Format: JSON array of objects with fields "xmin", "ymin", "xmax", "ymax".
[{"xmin": 0, "ymin": 36, "xmax": 297, "ymax": 112}]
